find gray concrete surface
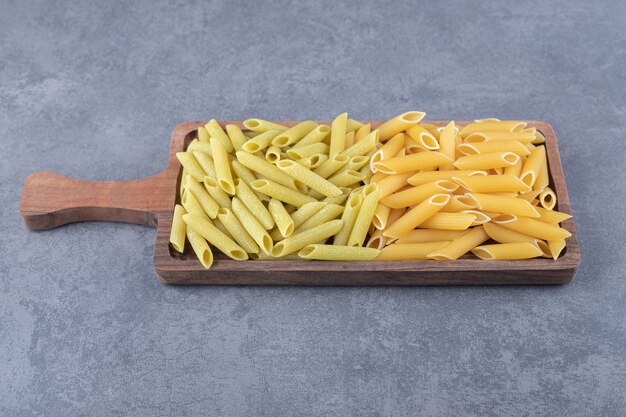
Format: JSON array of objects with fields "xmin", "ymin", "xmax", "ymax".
[{"xmin": 1, "ymin": 0, "xmax": 625, "ymax": 415}]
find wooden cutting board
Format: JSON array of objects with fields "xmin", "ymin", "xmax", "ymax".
[{"xmin": 19, "ymin": 121, "xmax": 580, "ymax": 285}]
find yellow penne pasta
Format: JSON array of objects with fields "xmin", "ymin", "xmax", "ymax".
[
  {"xmin": 405, "ymin": 124, "xmax": 439, "ymax": 150},
  {"xmin": 291, "ymin": 125, "xmax": 331, "ymax": 148},
  {"xmin": 407, "ymin": 170, "xmax": 486, "ymax": 187},
  {"xmin": 346, "ymin": 119, "xmax": 364, "ymax": 131},
  {"xmin": 271, "ymin": 219, "xmax": 343, "ymax": 257},
  {"xmin": 243, "ymin": 119, "xmax": 288, "ymax": 132},
  {"xmin": 395, "ymin": 229, "xmax": 464, "ymax": 244},
  {"xmin": 418, "ymin": 212, "xmax": 476, "ymax": 230},
  {"xmin": 454, "ymin": 152, "xmax": 520, "ymax": 170},
  {"xmin": 518, "ymin": 189, "xmax": 542, "ymax": 202},
  {"xmin": 372, "ymin": 202, "xmax": 391, "ymax": 230},
  {"xmin": 366, "ymin": 229, "xmax": 387, "ymax": 250},
  {"xmin": 347, "ymin": 184, "xmax": 379, "ymax": 247},
  {"xmin": 306, "ymin": 153, "xmax": 328, "ymax": 169},
  {"xmin": 225, "ymin": 124, "xmax": 248, "ymax": 152},
  {"xmin": 534, "ymin": 161, "xmax": 550, "ymax": 191},
  {"xmin": 483, "ymin": 222, "xmax": 550, "ymax": 259},
  {"xmin": 459, "ymin": 120, "xmax": 526, "ymax": 137},
  {"xmin": 234, "ymin": 178, "xmax": 274, "ymax": 229},
  {"xmin": 181, "ymin": 190, "xmax": 209, "ymax": 220},
  {"xmin": 286, "ymin": 143, "xmax": 329, "ymax": 159},
  {"xmin": 342, "ymin": 130, "xmax": 379, "ymax": 157},
  {"xmin": 205, "ymin": 119, "xmax": 234, "ymax": 153},
  {"xmin": 503, "ymin": 158, "xmax": 523, "ymax": 177},
  {"xmin": 333, "ymin": 192, "xmax": 363, "ymax": 245},
  {"xmin": 492, "ymin": 214, "xmax": 571, "ymax": 240},
  {"xmin": 187, "ymin": 140, "xmax": 213, "ymax": 156},
  {"xmin": 428, "ymin": 226, "xmax": 489, "ymax": 260},
  {"xmin": 452, "ymin": 173, "xmax": 530, "ymax": 195},
  {"xmin": 327, "ymin": 170, "xmax": 365, "ymax": 187},
  {"xmin": 382, "ymin": 180, "xmax": 458, "ymax": 208},
  {"xmin": 265, "ymin": 145, "xmax": 282, "ymax": 163},
  {"xmin": 192, "ymin": 151, "xmax": 217, "ymax": 178},
  {"xmin": 176, "ymin": 152, "xmax": 206, "ymax": 181},
  {"xmin": 169, "ymin": 204, "xmax": 187, "ymax": 253},
  {"xmin": 377, "ymin": 111, "xmax": 425, "ymax": 140},
  {"xmin": 532, "ymin": 130, "xmax": 546, "ymax": 144},
  {"xmin": 185, "ymin": 175, "xmax": 219, "ymax": 218},
  {"xmin": 376, "ymin": 241, "xmax": 450, "ymax": 260},
  {"xmin": 186, "ymin": 228, "xmax": 214, "ymax": 268},
  {"xmin": 197, "ymin": 126, "xmax": 210, "ymax": 143},
  {"xmin": 471, "ymin": 242, "xmax": 542, "ymax": 260},
  {"xmin": 182, "ymin": 214, "xmax": 248, "ymax": 260},
  {"xmin": 440, "ymin": 195, "xmax": 479, "ymax": 212},
  {"xmin": 548, "ymin": 239, "xmax": 566, "ymax": 260},
  {"xmin": 295, "ymin": 204, "xmax": 344, "ymax": 233},
  {"xmin": 272, "ymin": 121, "xmax": 317, "ymax": 147},
  {"xmin": 290, "ymin": 201, "xmax": 328, "ymax": 229},
  {"xmin": 298, "ymin": 244, "xmax": 380, "ymax": 261},
  {"xmin": 242, "ymin": 129, "xmax": 281, "ymax": 153},
  {"xmin": 344, "ymin": 131, "xmax": 355, "ymax": 148},
  {"xmin": 539, "ymin": 187, "xmax": 557, "ymax": 210},
  {"xmin": 462, "ymin": 210, "xmax": 491, "ymax": 225},
  {"xmin": 464, "ymin": 131, "xmax": 536, "ymax": 143},
  {"xmin": 465, "ymin": 193, "xmax": 540, "ymax": 217},
  {"xmin": 329, "ymin": 112, "xmax": 348, "ymax": 156},
  {"xmin": 276, "ymin": 160, "xmax": 342, "ymax": 197},
  {"xmin": 313, "ymin": 153, "xmax": 350, "ymax": 178},
  {"xmin": 520, "ymin": 145, "xmax": 546, "ymax": 188},
  {"xmin": 457, "ymin": 140, "xmax": 531, "ymax": 156},
  {"xmin": 439, "ymin": 121, "xmax": 456, "ymax": 171},
  {"xmin": 235, "ymin": 151, "xmax": 301, "ymax": 191},
  {"xmin": 354, "ymin": 123, "xmax": 371, "ymax": 142},
  {"xmin": 231, "ymin": 198, "xmax": 273, "ymax": 255},
  {"xmin": 268, "ymin": 198, "xmax": 294, "ymax": 238},
  {"xmin": 210, "ymin": 137, "xmax": 235, "ymax": 195},
  {"xmin": 383, "ymin": 194, "xmax": 451, "ymax": 238},
  {"xmin": 373, "ymin": 151, "xmax": 452, "ymax": 174},
  {"xmin": 216, "ymin": 207, "xmax": 260, "ymax": 254},
  {"xmin": 535, "ymin": 206, "xmax": 572, "ymax": 224},
  {"xmin": 370, "ymin": 133, "xmax": 405, "ymax": 169},
  {"xmin": 250, "ymin": 179, "xmax": 316, "ymax": 207},
  {"xmin": 374, "ymin": 172, "xmax": 414, "ymax": 199},
  {"xmin": 202, "ymin": 177, "xmax": 231, "ymax": 208}
]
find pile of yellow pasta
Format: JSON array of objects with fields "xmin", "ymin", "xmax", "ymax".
[{"xmin": 169, "ymin": 112, "xmax": 572, "ymax": 268}]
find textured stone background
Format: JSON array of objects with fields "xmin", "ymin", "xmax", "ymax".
[{"xmin": 1, "ymin": 0, "xmax": 625, "ymax": 415}]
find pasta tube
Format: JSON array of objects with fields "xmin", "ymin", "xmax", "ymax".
[
  {"xmin": 205, "ymin": 119, "xmax": 234, "ymax": 153},
  {"xmin": 272, "ymin": 121, "xmax": 318, "ymax": 147},
  {"xmin": 465, "ymin": 193, "xmax": 540, "ymax": 217},
  {"xmin": 265, "ymin": 146, "xmax": 282, "ymax": 163},
  {"xmin": 382, "ymin": 180, "xmax": 458, "ymax": 208},
  {"xmin": 534, "ymin": 207, "xmax": 572, "ymax": 224},
  {"xmin": 271, "ymin": 219, "xmax": 343, "ymax": 257},
  {"xmin": 371, "ymin": 133, "xmax": 405, "ymax": 168},
  {"xmin": 231, "ymin": 198, "xmax": 273, "ymax": 255},
  {"xmin": 539, "ymin": 187, "xmax": 557, "ymax": 210},
  {"xmin": 295, "ymin": 204, "xmax": 344, "ymax": 233},
  {"xmin": 520, "ymin": 145, "xmax": 546, "ymax": 188},
  {"xmin": 428, "ymin": 226, "xmax": 489, "ymax": 260},
  {"xmin": 418, "ymin": 212, "xmax": 476, "ymax": 230},
  {"xmin": 299, "ymin": 244, "xmax": 380, "ymax": 261},
  {"xmin": 341, "ymin": 130, "xmax": 378, "ymax": 157},
  {"xmin": 396, "ymin": 229, "xmax": 464, "ymax": 244},
  {"xmin": 452, "ymin": 174, "xmax": 530, "ymax": 193},
  {"xmin": 225, "ymin": 124, "xmax": 248, "ymax": 152},
  {"xmin": 348, "ymin": 184, "xmax": 380, "ymax": 246},
  {"xmin": 235, "ymin": 151, "xmax": 301, "ymax": 191},
  {"xmin": 492, "ymin": 214, "xmax": 571, "ymax": 240},
  {"xmin": 192, "ymin": 151, "xmax": 217, "ymax": 178},
  {"xmin": 457, "ymin": 141, "xmax": 531, "ymax": 156},
  {"xmin": 268, "ymin": 198, "xmax": 295, "ymax": 238},
  {"xmin": 234, "ymin": 178, "xmax": 274, "ymax": 229},
  {"xmin": 216, "ymin": 207, "xmax": 260, "ymax": 254},
  {"xmin": 242, "ymin": 130, "xmax": 281, "ymax": 153},
  {"xmin": 372, "ymin": 151, "xmax": 452, "ymax": 174},
  {"xmin": 407, "ymin": 170, "xmax": 486, "ymax": 187},
  {"xmin": 291, "ymin": 125, "xmax": 331, "ymax": 148},
  {"xmin": 406, "ymin": 124, "xmax": 439, "ymax": 150},
  {"xmin": 548, "ymin": 240, "xmax": 566, "ymax": 260},
  {"xmin": 328, "ymin": 170, "xmax": 366, "ymax": 187},
  {"xmin": 355, "ymin": 123, "xmax": 371, "ymax": 142},
  {"xmin": 276, "ymin": 160, "xmax": 343, "ymax": 197},
  {"xmin": 182, "ymin": 214, "xmax": 248, "ymax": 260},
  {"xmin": 169, "ymin": 204, "xmax": 187, "ymax": 253},
  {"xmin": 459, "ymin": 120, "xmax": 526, "ymax": 137},
  {"xmin": 286, "ymin": 143, "xmax": 329, "ymax": 160},
  {"xmin": 372, "ymin": 202, "xmax": 391, "ymax": 230},
  {"xmin": 377, "ymin": 111, "xmax": 425, "ymax": 140},
  {"xmin": 333, "ymin": 192, "xmax": 363, "ymax": 245},
  {"xmin": 376, "ymin": 242, "xmax": 450, "ymax": 260},
  {"xmin": 210, "ymin": 137, "xmax": 235, "ymax": 195},
  {"xmin": 471, "ymin": 243, "xmax": 542, "ymax": 260},
  {"xmin": 464, "ymin": 131, "xmax": 536, "ymax": 143},
  {"xmin": 197, "ymin": 126, "xmax": 210, "ymax": 143},
  {"xmin": 185, "ymin": 175, "xmax": 220, "ymax": 218},
  {"xmin": 251, "ymin": 179, "xmax": 316, "ymax": 207},
  {"xmin": 453, "ymin": 152, "xmax": 520, "ymax": 170},
  {"xmin": 243, "ymin": 119, "xmax": 288, "ymax": 132},
  {"xmin": 176, "ymin": 152, "xmax": 206, "ymax": 182},
  {"xmin": 439, "ymin": 121, "xmax": 456, "ymax": 170},
  {"xmin": 203, "ymin": 177, "xmax": 232, "ymax": 209},
  {"xmin": 313, "ymin": 154, "xmax": 350, "ymax": 178},
  {"xmin": 186, "ymin": 228, "xmax": 214, "ymax": 269},
  {"xmin": 329, "ymin": 112, "xmax": 348, "ymax": 156}
]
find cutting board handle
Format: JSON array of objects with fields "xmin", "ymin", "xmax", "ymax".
[{"xmin": 20, "ymin": 171, "xmax": 174, "ymax": 230}]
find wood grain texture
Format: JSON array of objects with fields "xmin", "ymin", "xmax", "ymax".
[{"xmin": 20, "ymin": 120, "xmax": 580, "ymax": 285}]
